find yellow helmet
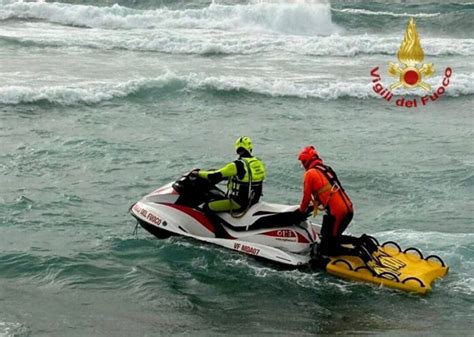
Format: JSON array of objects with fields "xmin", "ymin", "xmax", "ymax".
[{"xmin": 235, "ymin": 136, "xmax": 253, "ymax": 153}]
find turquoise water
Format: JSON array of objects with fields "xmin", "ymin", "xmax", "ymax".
[{"xmin": 1, "ymin": 1, "xmax": 473, "ymax": 336}]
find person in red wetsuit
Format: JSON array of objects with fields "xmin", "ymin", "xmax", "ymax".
[{"xmin": 296, "ymin": 145, "xmax": 361, "ymax": 259}]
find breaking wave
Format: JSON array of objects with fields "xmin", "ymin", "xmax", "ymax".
[
  {"xmin": 1, "ymin": 72, "xmax": 473, "ymax": 105},
  {"xmin": 330, "ymin": 3, "xmax": 474, "ymax": 38},
  {"xmin": 331, "ymin": 8, "xmax": 441, "ymax": 18},
  {"xmin": 0, "ymin": 1, "xmax": 339, "ymax": 35},
  {"xmin": 1, "ymin": 33, "xmax": 472, "ymax": 57}
]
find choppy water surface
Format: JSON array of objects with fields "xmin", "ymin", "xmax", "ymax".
[{"xmin": 1, "ymin": 1, "xmax": 473, "ymax": 336}]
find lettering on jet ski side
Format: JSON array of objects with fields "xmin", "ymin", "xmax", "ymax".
[
  {"xmin": 233, "ymin": 243, "xmax": 260, "ymax": 256},
  {"xmin": 263, "ymin": 230, "xmax": 298, "ymax": 242},
  {"xmin": 132, "ymin": 203, "xmax": 142, "ymax": 213},
  {"xmin": 146, "ymin": 213, "xmax": 162, "ymax": 226},
  {"xmin": 133, "ymin": 204, "xmax": 162, "ymax": 226}
]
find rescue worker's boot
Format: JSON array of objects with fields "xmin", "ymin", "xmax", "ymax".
[{"xmin": 310, "ymin": 241, "xmax": 330, "ymax": 270}]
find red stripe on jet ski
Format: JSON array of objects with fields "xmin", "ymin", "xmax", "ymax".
[
  {"xmin": 297, "ymin": 232, "xmax": 310, "ymax": 243},
  {"xmin": 162, "ymin": 203, "xmax": 215, "ymax": 233}
]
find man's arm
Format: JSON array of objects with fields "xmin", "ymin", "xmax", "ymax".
[
  {"xmin": 198, "ymin": 162, "xmax": 238, "ymax": 184},
  {"xmin": 299, "ymin": 171, "xmax": 314, "ymax": 212}
]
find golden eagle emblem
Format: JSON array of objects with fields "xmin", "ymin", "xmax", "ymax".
[{"xmin": 388, "ymin": 18, "xmax": 435, "ymax": 91}]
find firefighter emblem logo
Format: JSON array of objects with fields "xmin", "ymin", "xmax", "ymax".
[{"xmin": 388, "ymin": 18, "xmax": 435, "ymax": 91}]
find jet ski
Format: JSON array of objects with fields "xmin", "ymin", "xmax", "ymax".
[
  {"xmin": 130, "ymin": 171, "xmax": 449, "ymax": 294},
  {"xmin": 130, "ymin": 171, "xmax": 320, "ymax": 266}
]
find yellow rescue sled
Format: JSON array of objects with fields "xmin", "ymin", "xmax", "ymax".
[{"xmin": 326, "ymin": 241, "xmax": 449, "ymax": 294}]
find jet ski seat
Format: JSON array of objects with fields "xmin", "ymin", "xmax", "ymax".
[{"xmin": 216, "ymin": 203, "xmax": 303, "ymax": 232}]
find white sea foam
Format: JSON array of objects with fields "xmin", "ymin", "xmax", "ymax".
[
  {"xmin": 331, "ymin": 8, "xmax": 441, "ymax": 18},
  {"xmin": 2, "ymin": 2, "xmax": 473, "ymax": 56},
  {"xmin": 298, "ymin": 35, "xmax": 474, "ymax": 57},
  {"xmin": 1, "ymin": 72, "xmax": 473, "ymax": 105},
  {"xmin": 225, "ymin": 256, "xmax": 354, "ymax": 293},
  {"xmin": 449, "ymin": 277, "xmax": 474, "ymax": 295},
  {"xmin": 373, "ymin": 229, "xmax": 474, "ymax": 248},
  {"xmin": 0, "ymin": 321, "xmax": 29, "ymax": 337},
  {"xmin": 0, "ymin": 1, "xmax": 340, "ymax": 35},
  {"xmin": 2, "ymin": 31, "xmax": 473, "ymax": 56}
]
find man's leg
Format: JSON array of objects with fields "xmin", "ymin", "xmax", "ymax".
[
  {"xmin": 202, "ymin": 199, "xmax": 242, "ymax": 239},
  {"xmin": 319, "ymin": 212, "xmax": 358, "ymax": 257},
  {"xmin": 206, "ymin": 199, "xmax": 241, "ymax": 212}
]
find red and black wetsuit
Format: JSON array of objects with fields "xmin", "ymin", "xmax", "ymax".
[{"xmin": 299, "ymin": 159, "xmax": 355, "ymax": 256}]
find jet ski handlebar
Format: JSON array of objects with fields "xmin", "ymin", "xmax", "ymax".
[{"xmin": 172, "ymin": 170, "xmax": 225, "ymax": 199}]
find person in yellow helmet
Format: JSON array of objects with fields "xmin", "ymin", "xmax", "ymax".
[{"xmin": 194, "ymin": 136, "xmax": 266, "ymax": 213}]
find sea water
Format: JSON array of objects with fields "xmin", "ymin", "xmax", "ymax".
[{"xmin": 0, "ymin": 1, "xmax": 473, "ymax": 336}]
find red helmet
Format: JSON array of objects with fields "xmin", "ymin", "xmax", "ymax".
[{"xmin": 298, "ymin": 146, "xmax": 319, "ymax": 169}]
